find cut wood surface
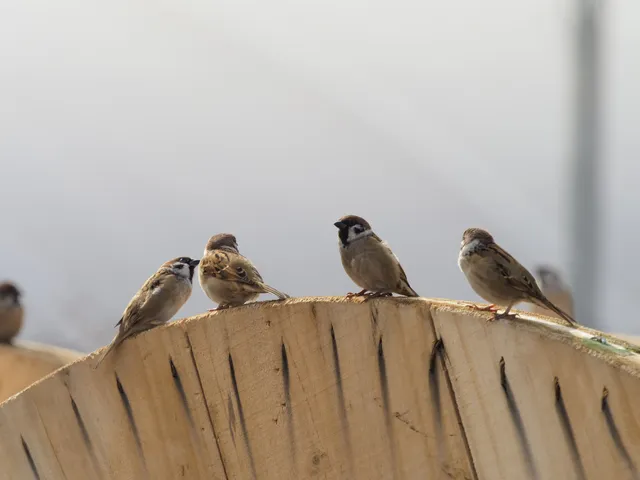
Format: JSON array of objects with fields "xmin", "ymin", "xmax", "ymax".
[
  {"xmin": 1, "ymin": 297, "xmax": 639, "ymax": 480},
  {"xmin": 0, "ymin": 341, "xmax": 82, "ymax": 403}
]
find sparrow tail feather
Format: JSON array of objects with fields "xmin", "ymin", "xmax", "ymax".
[
  {"xmin": 400, "ymin": 282, "xmax": 420, "ymax": 298},
  {"xmin": 93, "ymin": 331, "xmax": 128, "ymax": 369},
  {"xmin": 93, "ymin": 339, "xmax": 119, "ymax": 369},
  {"xmin": 260, "ymin": 284, "xmax": 290, "ymax": 300},
  {"xmin": 535, "ymin": 296, "xmax": 578, "ymax": 327}
]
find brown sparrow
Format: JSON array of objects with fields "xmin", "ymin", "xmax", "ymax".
[
  {"xmin": 533, "ymin": 265, "xmax": 575, "ymax": 320},
  {"xmin": 94, "ymin": 256, "xmax": 200, "ymax": 368},
  {"xmin": 0, "ymin": 282, "xmax": 23, "ymax": 343},
  {"xmin": 458, "ymin": 228, "xmax": 577, "ymax": 326},
  {"xmin": 334, "ymin": 215, "xmax": 419, "ymax": 297},
  {"xmin": 199, "ymin": 233, "xmax": 289, "ymax": 309}
]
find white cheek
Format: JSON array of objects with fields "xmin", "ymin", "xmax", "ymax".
[
  {"xmin": 460, "ymin": 239, "xmax": 480, "ymax": 257},
  {"xmin": 174, "ymin": 265, "xmax": 191, "ymax": 279},
  {"xmin": 347, "ymin": 227, "xmax": 372, "ymax": 243},
  {"xmin": 346, "ymin": 227, "xmax": 360, "ymax": 242}
]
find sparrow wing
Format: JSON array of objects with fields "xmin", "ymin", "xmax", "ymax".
[
  {"xmin": 115, "ymin": 279, "xmax": 161, "ymax": 327},
  {"xmin": 120, "ymin": 273, "xmax": 175, "ymax": 331},
  {"xmin": 492, "ymin": 244, "xmax": 552, "ymax": 298},
  {"xmin": 95, "ymin": 272, "xmax": 183, "ymax": 369},
  {"xmin": 373, "ymin": 233, "xmax": 419, "ymax": 297},
  {"xmin": 201, "ymin": 251, "xmax": 262, "ymax": 287},
  {"xmin": 396, "ymin": 263, "xmax": 419, "ymax": 297},
  {"xmin": 489, "ymin": 243, "xmax": 577, "ymax": 326},
  {"xmin": 201, "ymin": 251, "xmax": 289, "ymax": 298}
]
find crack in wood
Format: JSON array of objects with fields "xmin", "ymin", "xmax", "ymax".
[
  {"xmin": 21, "ymin": 436, "xmax": 40, "ymax": 480},
  {"xmin": 281, "ymin": 342, "xmax": 297, "ymax": 468},
  {"xmin": 427, "ymin": 307, "xmax": 479, "ymax": 480},
  {"xmin": 330, "ymin": 323, "xmax": 353, "ymax": 469},
  {"xmin": 228, "ymin": 353, "xmax": 257, "ymax": 479},
  {"xmin": 553, "ymin": 378, "xmax": 586, "ymax": 480},
  {"xmin": 115, "ymin": 374, "xmax": 146, "ymax": 476},
  {"xmin": 601, "ymin": 386, "xmax": 638, "ymax": 478},
  {"xmin": 499, "ymin": 357, "xmax": 538, "ymax": 480},
  {"xmin": 185, "ymin": 331, "xmax": 230, "ymax": 479}
]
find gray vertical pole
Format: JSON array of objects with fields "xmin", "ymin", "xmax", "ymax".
[{"xmin": 570, "ymin": 0, "xmax": 602, "ymax": 328}]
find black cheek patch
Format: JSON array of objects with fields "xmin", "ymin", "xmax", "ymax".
[{"xmin": 338, "ymin": 228, "xmax": 349, "ymax": 247}]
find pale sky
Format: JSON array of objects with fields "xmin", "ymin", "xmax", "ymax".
[{"xmin": 1, "ymin": 0, "xmax": 639, "ymax": 351}]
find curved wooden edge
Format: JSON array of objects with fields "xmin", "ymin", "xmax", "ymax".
[
  {"xmin": 611, "ymin": 333, "xmax": 640, "ymax": 347},
  {"xmin": 429, "ymin": 299, "xmax": 640, "ymax": 377},
  {"xmin": 1, "ymin": 297, "xmax": 639, "ymax": 480},
  {"xmin": 0, "ymin": 341, "xmax": 83, "ymax": 404}
]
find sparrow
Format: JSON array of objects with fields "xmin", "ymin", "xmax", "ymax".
[
  {"xmin": 458, "ymin": 227, "xmax": 577, "ymax": 327},
  {"xmin": 94, "ymin": 256, "xmax": 200, "ymax": 368},
  {"xmin": 532, "ymin": 265, "xmax": 575, "ymax": 320},
  {"xmin": 199, "ymin": 233, "xmax": 289, "ymax": 309},
  {"xmin": 0, "ymin": 282, "xmax": 23, "ymax": 343},
  {"xmin": 334, "ymin": 215, "xmax": 419, "ymax": 298}
]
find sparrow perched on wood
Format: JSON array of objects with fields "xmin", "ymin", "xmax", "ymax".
[
  {"xmin": 458, "ymin": 228, "xmax": 577, "ymax": 326},
  {"xmin": 532, "ymin": 265, "xmax": 575, "ymax": 320},
  {"xmin": 334, "ymin": 215, "xmax": 419, "ymax": 298},
  {"xmin": 199, "ymin": 233, "xmax": 289, "ymax": 309},
  {"xmin": 94, "ymin": 256, "xmax": 200, "ymax": 368},
  {"xmin": 0, "ymin": 282, "xmax": 23, "ymax": 343}
]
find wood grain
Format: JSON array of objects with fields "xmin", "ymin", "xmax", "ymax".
[{"xmin": 1, "ymin": 297, "xmax": 639, "ymax": 479}]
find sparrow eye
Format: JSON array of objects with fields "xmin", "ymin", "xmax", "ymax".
[{"xmin": 236, "ymin": 267, "xmax": 246, "ymax": 277}]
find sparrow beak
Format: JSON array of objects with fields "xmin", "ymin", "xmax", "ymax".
[
  {"xmin": 189, "ymin": 259, "xmax": 201, "ymax": 267},
  {"xmin": 334, "ymin": 221, "xmax": 346, "ymax": 229}
]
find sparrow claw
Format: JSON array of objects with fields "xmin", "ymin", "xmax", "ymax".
[
  {"xmin": 468, "ymin": 303, "xmax": 498, "ymax": 312},
  {"xmin": 369, "ymin": 291, "xmax": 392, "ymax": 298},
  {"xmin": 492, "ymin": 311, "xmax": 518, "ymax": 321},
  {"xmin": 346, "ymin": 289, "xmax": 368, "ymax": 299}
]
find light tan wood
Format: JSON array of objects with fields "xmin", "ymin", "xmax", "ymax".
[
  {"xmin": 612, "ymin": 333, "xmax": 640, "ymax": 346},
  {"xmin": 1, "ymin": 297, "xmax": 640, "ymax": 479},
  {"xmin": 0, "ymin": 341, "xmax": 82, "ymax": 403}
]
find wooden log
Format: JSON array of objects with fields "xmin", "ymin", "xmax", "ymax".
[
  {"xmin": 0, "ymin": 341, "xmax": 82, "ymax": 403},
  {"xmin": 0, "ymin": 297, "xmax": 639, "ymax": 480}
]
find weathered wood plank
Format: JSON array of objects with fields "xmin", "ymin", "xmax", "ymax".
[{"xmin": 1, "ymin": 298, "xmax": 638, "ymax": 479}]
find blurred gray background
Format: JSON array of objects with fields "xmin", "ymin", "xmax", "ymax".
[{"xmin": 1, "ymin": 0, "xmax": 638, "ymax": 352}]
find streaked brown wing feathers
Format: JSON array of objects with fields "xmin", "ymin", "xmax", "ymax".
[{"xmin": 202, "ymin": 251, "xmax": 264, "ymax": 286}]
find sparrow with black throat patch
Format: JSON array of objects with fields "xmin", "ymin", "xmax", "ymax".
[
  {"xmin": 0, "ymin": 282, "xmax": 23, "ymax": 343},
  {"xmin": 334, "ymin": 215, "xmax": 419, "ymax": 298},
  {"xmin": 458, "ymin": 228, "xmax": 577, "ymax": 326},
  {"xmin": 199, "ymin": 233, "xmax": 289, "ymax": 310},
  {"xmin": 94, "ymin": 256, "xmax": 200, "ymax": 368}
]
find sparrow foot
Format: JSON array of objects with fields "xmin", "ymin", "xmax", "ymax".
[
  {"xmin": 491, "ymin": 311, "xmax": 518, "ymax": 322},
  {"xmin": 368, "ymin": 292, "xmax": 393, "ymax": 298},
  {"xmin": 468, "ymin": 303, "xmax": 498, "ymax": 312},
  {"xmin": 346, "ymin": 289, "xmax": 368, "ymax": 298},
  {"xmin": 215, "ymin": 304, "xmax": 231, "ymax": 311}
]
